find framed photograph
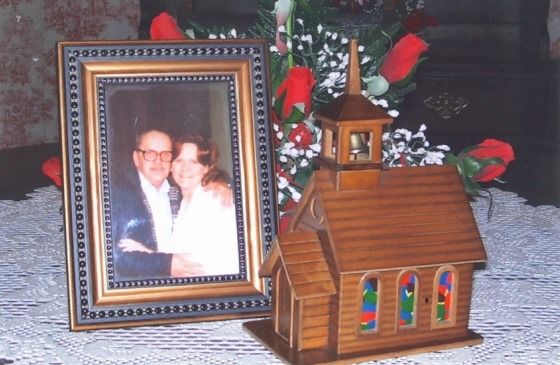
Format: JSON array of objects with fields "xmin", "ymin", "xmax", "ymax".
[{"xmin": 58, "ymin": 39, "xmax": 277, "ymax": 330}]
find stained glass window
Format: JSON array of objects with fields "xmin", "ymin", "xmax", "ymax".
[
  {"xmin": 361, "ymin": 277, "xmax": 379, "ymax": 332},
  {"xmin": 436, "ymin": 271, "xmax": 455, "ymax": 322},
  {"xmin": 399, "ymin": 272, "xmax": 417, "ymax": 327}
]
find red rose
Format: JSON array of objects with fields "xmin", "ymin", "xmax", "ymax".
[
  {"xmin": 278, "ymin": 198, "xmax": 298, "ymax": 233},
  {"xmin": 150, "ymin": 12, "xmax": 185, "ymax": 40},
  {"xmin": 379, "ymin": 34, "xmax": 428, "ymax": 84},
  {"xmin": 42, "ymin": 156, "xmax": 62, "ymax": 187},
  {"xmin": 276, "ymin": 66, "xmax": 316, "ymax": 119},
  {"xmin": 466, "ymin": 139, "xmax": 515, "ymax": 182},
  {"xmin": 402, "ymin": 10, "xmax": 438, "ymax": 33},
  {"xmin": 287, "ymin": 123, "xmax": 313, "ymax": 148},
  {"xmin": 278, "ymin": 214, "xmax": 293, "ymax": 233}
]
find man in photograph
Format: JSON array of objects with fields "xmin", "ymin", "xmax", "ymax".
[{"xmin": 111, "ymin": 129, "xmax": 214, "ymax": 281}]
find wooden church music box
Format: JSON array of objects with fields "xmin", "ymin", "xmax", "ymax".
[{"xmin": 243, "ymin": 40, "xmax": 487, "ymax": 365}]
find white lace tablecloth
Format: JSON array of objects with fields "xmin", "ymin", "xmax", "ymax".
[{"xmin": 1, "ymin": 186, "xmax": 559, "ymax": 365}]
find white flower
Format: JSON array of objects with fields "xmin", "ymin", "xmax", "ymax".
[
  {"xmin": 436, "ymin": 144, "xmax": 451, "ymax": 151},
  {"xmin": 361, "ymin": 56, "xmax": 371, "ymax": 64},
  {"xmin": 419, "ymin": 124, "xmax": 427, "ymax": 132},
  {"xmin": 219, "ymin": 33, "xmax": 226, "ymax": 39},
  {"xmin": 323, "ymin": 43, "xmax": 330, "ymax": 52},
  {"xmin": 290, "ymin": 148, "xmax": 299, "ymax": 158},
  {"xmin": 276, "ymin": 131, "xmax": 284, "ymax": 140},
  {"xmin": 423, "ymin": 151, "xmax": 445, "ymax": 165},
  {"xmin": 279, "ymin": 155, "xmax": 288, "ymax": 163},
  {"xmin": 319, "ymin": 71, "xmax": 341, "ymax": 88},
  {"xmin": 317, "ymin": 24, "xmax": 323, "ymax": 33},
  {"xmin": 298, "ymin": 44, "xmax": 304, "ymax": 51},
  {"xmin": 395, "ymin": 129, "xmax": 412, "ymax": 140},
  {"xmin": 341, "ymin": 37, "xmax": 349, "ymax": 44},
  {"xmin": 310, "ymin": 143, "xmax": 321, "ymax": 153},
  {"xmin": 296, "ymin": 18, "xmax": 304, "ymax": 25},
  {"xmin": 287, "ymin": 39, "xmax": 292, "ymax": 49},
  {"xmin": 288, "ymin": 186, "xmax": 302, "ymax": 201},
  {"xmin": 300, "ymin": 159, "xmax": 309, "ymax": 167},
  {"xmin": 228, "ymin": 29, "xmax": 237, "ymax": 38},
  {"xmin": 278, "ymin": 191, "xmax": 285, "ymax": 202},
  {"xmin": 290, "ymin": 165, "xmax": 297, "ymax": 175},
  {"xmin": 209, "ymin": 34, "xmax": 217, "ymax": 39},
  {"xmin": 278, "ymin": 25, "xmax": 286, "ymax": 33},
  {"xmin": 388, "ymin": 109, "xmax": 400, "ymax": 117},
  {"xmin": 284, "ymin": 142, "xmax": 295, "ymax": 149},
  {"xmin": 326, "ymin": 31, "xmax": 332, "ymax": 37},
  {"xmin": 372, "ymin": 98, "xmax": 388, "ymax": 108},
  {"xmin": 330, "ymin": 61, "xmax": 337, "ymax": 68},
  {"xmin": 269, "ymin": 45, "xmax": 279, "ymax": 53},
  {"xmin": 305, "ymin": 149, "xmax": 314, "ymax": 158},
  {"xmin": 331, "ymin": 32, "xmax": 338, "ymax": 40},
  {"xmin": 278, "ymin": 176, "xmax": 290, "ymax": 189},
  {"xmin": 358, "ymin": 45, "xmax": 365, "ymax": 52}
]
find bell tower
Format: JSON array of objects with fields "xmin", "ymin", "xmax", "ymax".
[{"xmin": 314, "ymin": 39, "xmax": 393, "ymax": 191}]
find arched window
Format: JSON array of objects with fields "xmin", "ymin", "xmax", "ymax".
[
  {"xmin": 361, "ymin": 276, "xmax": 380, "ymax": 332},
  {"xmin": 398, "ymin": 271, "xmax": 418, "ymax": 328},
  {"xmin": 435, "ymin": 269, "xmax": 456, "ymax": 323}
]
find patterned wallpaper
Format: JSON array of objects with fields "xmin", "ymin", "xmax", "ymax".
[{"xmin": 0, "ymin": 0, "xmax": 138, "ymax": 149}]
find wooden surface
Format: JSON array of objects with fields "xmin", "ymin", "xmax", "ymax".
[{"xmin": 243, "ymin": 319, "xmax": 483, "ymax": 365}]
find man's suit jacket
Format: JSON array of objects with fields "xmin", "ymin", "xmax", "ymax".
[{"xmin": 111, "ymin": 172, "xmax": 175, "ymax": 281}]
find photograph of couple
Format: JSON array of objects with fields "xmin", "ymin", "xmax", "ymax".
[{"xmin": 105, "ymin": 80, "xmax": 241, "ymax": 282}]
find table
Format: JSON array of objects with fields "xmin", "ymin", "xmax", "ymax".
[{"xmin": 1, "ymin": 186, "xmax": 559, "ymax": 364}]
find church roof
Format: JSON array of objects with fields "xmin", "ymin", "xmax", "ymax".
[{"xmin": 307, "ymin": 165, "xmax": 487, "ymax": 273}]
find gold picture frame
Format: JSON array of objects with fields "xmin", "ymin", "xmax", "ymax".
[{"xmin": 58, "ymin": 39, "xmax": 276, "ymax": 330}]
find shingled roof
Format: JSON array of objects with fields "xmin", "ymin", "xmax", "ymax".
[
  {"xmin": 260, "ymin": 231, "xmax": 336, "ymax": 300},
  {"xmin": 312, "ymin": 164, "xmax": 487, "ymax": 273}
]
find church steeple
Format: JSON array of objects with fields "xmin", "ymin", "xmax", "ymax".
[{"xmin": 314, "ymin": 39, "xmax": 393, "ymax": 191}]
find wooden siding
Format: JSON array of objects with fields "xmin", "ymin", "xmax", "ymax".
[
  {"xmin": 312, "ymin": 165, "xmax": 486, "ymax": 273},
  {"xmin": 298, "ymin": 296, "xmax": 331, "ymax": 351},
  {"xmin": 335, "ymin": 264, "xmax": 475, "ymax": 355}
]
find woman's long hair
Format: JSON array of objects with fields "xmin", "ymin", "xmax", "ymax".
[{"xmin": 172, "ymin": 134, "xmax": 230, "ymax": 187}]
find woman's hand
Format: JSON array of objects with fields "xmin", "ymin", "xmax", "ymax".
[{"xmin": 119, "ymin": 238, "xmax": 154, "ymax": 253}]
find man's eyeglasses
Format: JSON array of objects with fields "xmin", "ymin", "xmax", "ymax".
[{"xmin": 135, "ymin": 149, "xmax": 173, "ymax": 162}]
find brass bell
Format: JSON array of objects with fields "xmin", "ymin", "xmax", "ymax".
[{"xmin": 349, "ymin": 132, "xmax": 368, "ymax": 157}]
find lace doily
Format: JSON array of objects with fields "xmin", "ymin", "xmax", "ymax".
[{"xmin": 1, "ymin": 186, "xmax": 559, "ymax": 364}]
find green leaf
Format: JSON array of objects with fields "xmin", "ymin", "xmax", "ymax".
[
  {"xmin": 283, "ymin": 105, "xmax": 307, "ymax": 124},
  {"xmin": 293, "ymin": 167, "xmax": 313, "ymax": 186},
  {"xmin": 443, "ymin": 153, "xmax": 459, "ymax": 166},
  {"xmin": 274, "ymin": 91, "xmax": 287, "ymax": 118},
  {"xmin": 461, "ymin": 173, "xmax": 482, "ymax": 196},
  {"xmin": 298, "ymin": 0, "xmax": 319, "ymax": 18},
  {"xmin": 460, "ymin": 156, "xmax": 483, "ymax": 178}
]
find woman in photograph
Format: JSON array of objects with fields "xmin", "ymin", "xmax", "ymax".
[{"xmin": 158, "ymin": 134, "xmax": 240, "ymax": 276}]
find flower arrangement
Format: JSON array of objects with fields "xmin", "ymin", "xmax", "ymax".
[{"xmin": 147, "ymin": 4, "xmax": 515, "ymax": 227}]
